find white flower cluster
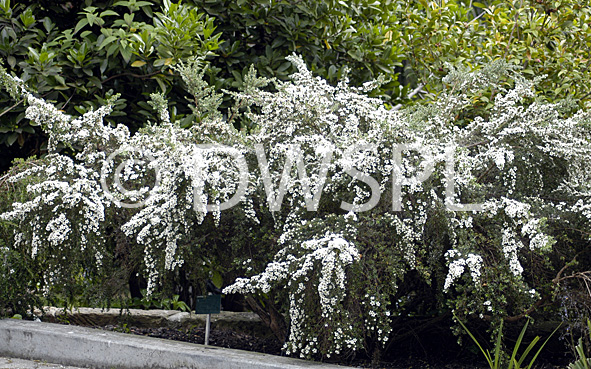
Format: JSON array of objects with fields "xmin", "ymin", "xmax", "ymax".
[
  {"xmin": 443, "ymin": 250, "xmax": 483, "ymax": 291},
  {"xmin": 25, "ymin": 94, "xmax": 129, "ymax": 153},
  {"xmin": 1, "ymin": 154, "xmax": 107, "ymax": 267},
  {"xmin": 224, "ymin": 233, "xmax": 360, "ymax": 356},
  {"xmin": 116, "ymin": 123, "xmax": 256, "ymax": 293},
  {"xmin": 361, "ymin": 294, "xmax": 393, "ymax": 345},
  {"xmin": 2, "ymin": 73, "xmax": 258, "ymax": 296}
]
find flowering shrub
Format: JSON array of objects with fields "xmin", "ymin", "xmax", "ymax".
[{"xmin": 1, "ymin": 56, "xmax": 590, "ymax": 360}]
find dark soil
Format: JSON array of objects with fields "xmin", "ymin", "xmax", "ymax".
[
  {"xmin": 101, "ymin": 324, "xmax": 283, "ymax": 356},
  {"xmin": 92, "ymin": 324, "xmax": 568, "ymax": 368},
  {"xmin": 100, "ymin": 324, "xmax": 488, "ymax": 368}
]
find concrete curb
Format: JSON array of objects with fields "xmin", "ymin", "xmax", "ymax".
[
  {"xmin": 0, "ymin": 319, "xmax": 355, "ymax": 369},
  {"xmin": 35, "ymin": 307, "xmax": 268, "ymax": 337}
]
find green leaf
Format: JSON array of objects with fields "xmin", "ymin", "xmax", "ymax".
[
  {"xmin": 100, "ymin": 10, "xmax": 119, "ymax": 17},
  {"xmin": 153, "ymin": 58, "xmax": 173, "ymax": 67},
  {"xmin": 39, "ymin": 51, "xmax": 49, "ymax": 63},
  {"xmin": 211, "ymin": 271, "xmax": 223, "ymax": 289},
  {"xmin": 106, "ymin": 43, "xmax": 119, "ymax": 57},
  {"xmin": 231, "ymin": 70, "xmax": 243, "ymax": 84},
  {"xmin": 493, "ymin": 320, "xmax": 503, "ymax": 369},
  {"xmin": 27, "ymin": 47, "xmax": 39, "ymax": 61},
  {"xmin": 99, "ymin": 35, "xmax": 118, "ymax": 50},
  {"xmin": 526, "ymin": 323, "xmax": 561, "ymax": 369},
  {"xmin": 124, "ymin": 12, "xmax": 134, "ymax": 25},
  {"xmin": 142, "ymin": 5, "xmax": 153, "ymax": 18},
  {"xmin": 509, "ymin": 319, "xmax": 530, "ymax": 369},
  {"xmin": 7, "ymin": 55, "xmax": 15, "ymax": 68},
  {"xmin": 153, "ymin": 58, "xmax": 167, "ymax": 67},
  {"xmin": 100, "ymin": 57, "xmax": 108, "ymax": 74},
  {"xmin": 6, "ymin": 132, "xmax": 18, "ymax": 146},
  {"xmin": 276, "ymin": 61, "xmax": 291, "ymax": 73},
  {"xmin": 74, "ymin": 18, "xmax": 89, "ymax": 35},
  {"xmin": 131, "ymin": 60, "xmax": 147, "ymax": 67},
  {"xmin": 19, "ymin": 8, "xmax": 35, "ymax": 28},
  {"xmin": 155, "ymin": 75, "xmax": 167, "ymax": 93},
  {"xmin": 86, "ymin": 12, "xmax": 99, "ymax": 27},
  {"xmin": 54, "ymin": 75, "xmax": 65, "ymax": 86},
  {"xmin": 120, "ymin": 47, "xmax": 132, "ymax": 64},
  {"xmin": 455, "ymin": 315, "xmax": 494, "ymax": 368}
]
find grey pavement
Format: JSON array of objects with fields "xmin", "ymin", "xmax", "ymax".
[
  {"xmin": 0, "ymin": 319, "xmax": 355, "ymax": 369},
  {"xmin": 0, "ymin": 356, "xmax": 88, "ymax": 369}
]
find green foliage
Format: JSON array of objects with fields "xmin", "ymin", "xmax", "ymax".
[
  {"xmin": 3, "ymin": 51, "xmax": 591, "ymax": 361},
  {"xmin": 129, "ymin": 289, "xmax": 190, "ymax": 311},
  {"xmin": 456, "ymin": 315, "xmax": 560, "ymax": 369},
  {"xmin": 0, "ymin": 245, "xmax": 43, "ymax": 318},
  {"xmin": 0, "ymin": 0, "xmax": 221, "ymax": 170},
  {"xmin": 1, "ymin": 0, "xmax": 591, "ymax": 364},
  {"xmin": 192, "ymin": 0, "xmax": 405, "ymax": 106},
  {"xmin": 0, "ymin": 158, "xmax": 44, "ymax": 317},
  {"xmin": 161, "ymin": 294, "xmax": 190, "ymax": 312},
  {"xmin": 3, "ymin": 0, "xmax": 591, "ymax": 171},
  {"xmin": 570, "ymin": 320, "xmax": 591, "ymax": 369},
  {"xmin": 399, "ymin": 0, "xmax": 591, "ymax": 109}
]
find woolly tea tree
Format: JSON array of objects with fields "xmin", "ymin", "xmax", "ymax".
[{"xmin": 1, "ymin": 56, "xmax": 591, "ymax": 360}]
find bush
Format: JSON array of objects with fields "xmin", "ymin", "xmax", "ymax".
[
  {"xmin": 190, "ymin": 0, "xmax": 405, "ymax": 105},
  {"xmin": 0, "ymin": 159, "xmax": 44, "ymax": 317},
  {"xmin": 0, "ymin": 0, "xmax": 410, "ymax": 171},
  {"xmin": 398, "ymin": 0, "xmax": 591, "ymax": 109},
  {"xmin": 0, "ymin": 0, "xmax": 221, "ymax": 171},
  {"xmin": 1, "ymin": 56, "xmax": 590, "ymax": 361}
]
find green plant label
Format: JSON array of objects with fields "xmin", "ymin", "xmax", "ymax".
[{"xmin": 195, "ymin": 294, "xmax": 221, "ymax": 314}]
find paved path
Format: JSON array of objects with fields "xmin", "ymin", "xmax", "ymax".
[{"xmin": 0, "ymin": 357, "xmax": 89, "ymax": 369}]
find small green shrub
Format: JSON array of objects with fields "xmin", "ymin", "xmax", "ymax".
[{"xmin": 456, "ymin": 315, "xmax": 560, "ymax": 369}]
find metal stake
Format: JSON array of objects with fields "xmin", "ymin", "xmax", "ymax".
[{"xmin": 205, "ymin": 313, "xmax": 211, "ymax": 345}]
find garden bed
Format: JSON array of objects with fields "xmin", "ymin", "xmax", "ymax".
[{"xmin": 37, "ymin": 307, "xmax": 571, "ymax": 368}]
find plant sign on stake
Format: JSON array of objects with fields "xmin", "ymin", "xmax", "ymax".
[{"xmin": 195, "ymin": 294, "xmax": 221, "ymax": 345}]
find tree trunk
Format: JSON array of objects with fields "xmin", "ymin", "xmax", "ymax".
[{"xmin": 245, "ymin": 295, "xmax": 287, "ymax": 343}]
